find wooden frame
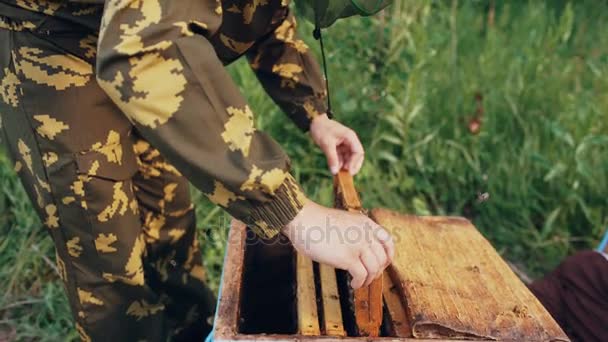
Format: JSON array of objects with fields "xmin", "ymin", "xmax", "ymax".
[{"xmin": 213, "ymin": 219, "xmax": 460, "ymax": 342}]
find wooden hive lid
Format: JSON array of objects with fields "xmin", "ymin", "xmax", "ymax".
[{"xmin": 371, "ymin": 208, "xmax": 569, "ymax": 341}]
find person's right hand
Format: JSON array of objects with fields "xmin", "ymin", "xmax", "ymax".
[{"xmin": 282, "ymin": 199, "xmax": 395, "ymax": 289}]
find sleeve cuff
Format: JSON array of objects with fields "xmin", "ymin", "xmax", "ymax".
[
  {"xmin": 247, "ymin": 173, "xmax": 306, "ymax": 239},
  {"xmin": 288, "ymin": 97, "xmax": 329, "ymax": 132}
]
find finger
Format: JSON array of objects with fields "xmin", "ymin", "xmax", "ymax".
[
  {"xmin": 338, "ymin": 146, "xmax": 347, "ymax": 171},
  {"xmin": 344, "ymin": 131, "xmax": 365, "ymax": 174},
  {"xmin": 360, "ymin": 249, "xmax": 380, "ymax": 287},
  {"xmin": 348, "ymin": 261, "xmax": 367, "ymax": 289},
  {"xmin": 349, "ymin": 152, "xmax": 365, "ymax": 175},
  {"xmin": 345, "ymin": 130, "xmax": 365, "ymax": 155},
  {"xmin": 375, "ymin": 227, "xmax": 395, "ymax": 264},
  {"xmin": 370, "ymin": 238, "xmax": 389, "ymax": 275},
  {"xmin": 320, "ymin": 140, "xmax": 340, "ymax": 174}
]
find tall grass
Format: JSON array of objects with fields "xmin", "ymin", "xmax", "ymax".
[{"xmin": 1, "ymin": 1, "xmax": 607, "ymax": 339}]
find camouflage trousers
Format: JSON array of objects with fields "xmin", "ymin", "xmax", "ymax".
[{"xmin": 0, "ymin": 27, "xmax": 216, "ymax": 341}]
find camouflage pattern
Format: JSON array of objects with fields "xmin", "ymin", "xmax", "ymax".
[{"xmin": 0, "ymin": 0, "xmax": 328, "ymax": 341}]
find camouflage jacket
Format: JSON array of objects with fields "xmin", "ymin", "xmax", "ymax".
[{"xmin": 0, "ymin": 0, "xmax": 328, "ymax": 238}]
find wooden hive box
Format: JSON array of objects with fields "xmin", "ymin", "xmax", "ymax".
[{"xmin": 211, "ymin": 173, "xmax": 569, "ymax": 341}]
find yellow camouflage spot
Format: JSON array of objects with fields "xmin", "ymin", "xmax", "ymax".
[
  {"xmin": 164, "ymin": 183, "xmax": 178, "ymax": 202},
  {"xmin": 77, "ymin": 288, "xmax": 104, "ymax": 306},
  {"xmin": 79, "ymin": 35, "xmax": 97, "ymax": 58},
  {"xmin": 168, "ymin": 204, "xmax": 193, "ymax": 218},
  {"xmin": 220, "ymin": 34, "xmax": 254, "ymax": 54},
  {"xmin": 67, "ymin": 237, "xmax": 83, "ymax": 257},
  {"xmin": 303, "ymin": 101, "xmax": 322, "ymax": 120},
  {"xmin": 168, "ymin": 228, "xmax": 186, "ymax": 244},
  {"xmin": 190, "ymin": 265, "xmax": 206, "ymax": 283},
  {"xmin": 241, "ymin": 165, "xmax": 288, "ymax": 194},
  {"xmin": 98, "ymin": 54, "xmax": 186, "ymax": 129},
  {"xmin": 275, "ymin": 19, "xmax": 309, "ymax": 53},
  {"xmin": 37, "ymin": 176, "xmax": 51, "ymax": 192},
  {"xmin": 191, "ymin": 20, "xmax": 208, "ymax": 29},
  {"xmin": 0, "ymin": 68, "xmax": 21, "ymax": 107},
  {"xmin": 130, "ymin": 198, "xmax": 139, "ymax": 214},
  {"xmin": 71, "ymin": 175, "xmax": 88, "ymax": 197},
  {"xmin": 154, "ymin": 161, "xmax": 181, "ymax": 176},
  {"xmin": 133, "ymin": 139, "xmax": 151, "ymax": 156},
  {"xmin": 42, "ymin": 152, "xmax": 59, "ymax": 167},
  {"xmin": 33, "ymin": 115, "xmax": 70, "ymax": 140},
  {"xmin": 73, "ymin": 6, "xmax": 99, "ymax": 16},
  {"xmin": 91, "ymin": 130, "xmax": 123, "ymax": 164},
  {"xmin": 56, "ymin": 251, "xmax": 67, "ymax": 282},
  {"xmin": 17, "ymin": 139, "xmax": 33, "ymax": 175},
  {"xmin": 173, "ymin": 22, "xmax": 194, "ymax": 37},
  {"xmin": 75, "ymin": 322, "xmax": 91, "ymax": 342},
  {"xmin": 272, "ymin": 63, "xmax": 302, "ymax": 82},
  {"xmin": 95, "ymin": 233, "xmax": 118, "ymax": 253},
  {"xmin": 243, "ymin": 0, "xmax": 269, "ymax": 24},
  {"xmin": 159, "ymin": 183, "xmax": 178, "ymax": 211},
  {"xmin": 143, "ymin": 212, "xmax": 165, "ymax": 241},
  {"xmin": 14, "ymin": 47, "xmax": 92, "ymax": 90},
  {"xmin": 184, "ymin": 237, "xmax": 200, "ymax": 270},
  {"xmin": 101, "ymin": 0, "xmax": 168, "ymax": 55},
  {"xmin": 97, "ymin": 182, "xmax": 130, "ymax": 222},
  {"xmin": 14, "ymin": 161, "xmax": 22, "ymax": 173},
  {"xmin": 45, "ymin": 204, "xmax": 59, "ymax": 228},
  {"xmin": 34, "ymin": 185, "xmax": 44, "ymax": 208},
  {"xmin": 215, "ymin": 2, "xmax": 223, "ymax": 15},
  {"xmin": 221, "ymin": 105, "xmax": 255, "ymax": 157},
  {"xmin": 0, "ymin": 17, "xmax": 36, "ymax": 31},
  {"xmin": 103, "ymin": 234, "xmax": 145, "ymax": 286},
  {"xmin": 126, "ymin": 300, "xmax": 164, "ymax": 321},
  {"xmin": 15, "ymin": 0, "xmax": 60, "ymax": 15},
  {"xmin": 206, "ymin": 181, "xmax": 243, "ymax": 208},
  {"xmin": 78, "ymin": 311, "xmax": 86, "ymax": 319},
  {"xmin": 87, "ymin": 161, "xmax": 100, "ymax": 176},
  {"xmin": 252, "ymin": 220, "xmax": 276, "ymax": 238},
  {"xmin": 62, "ymin": 196, "xmax": 76, "ymax": 205}
]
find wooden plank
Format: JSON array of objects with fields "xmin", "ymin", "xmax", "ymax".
[
  {"xmin": 370, "ymin": 209, "xmax": 569, "ymax": 341},
  {"xmin": 333, "ymin": 170, "xmax": 362, "ymax": 211},
  {"xmin": 214, "ymin": 219, "xmax": 248, "ymax": 341},
  {"xmin": 333, "ymin": 170, "xmax": 383, "ymax": 337},
  {"xmin": 382, "ymin": 272, "xmax": 411, "ymax": 337},
  {"xmin": 296, "ymin": 252, "xmax": 320, "ymax": 336},
  {"xmin": 318, "ymin": 263, "xmax": 346, "ymax": 336}
]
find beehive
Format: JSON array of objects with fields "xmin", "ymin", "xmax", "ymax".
[{"xmin": 211, "ymin": 173, "xmax": 569, "ymax": 341}]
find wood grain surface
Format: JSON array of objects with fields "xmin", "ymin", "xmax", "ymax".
[{"xmin": 371, "ymin": 208, "xmax": 569, "ymax": 341}]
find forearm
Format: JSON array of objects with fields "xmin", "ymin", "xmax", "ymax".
[{"xmin": 247, "ymin": 12, "xmax": 328, "ymax": 131}]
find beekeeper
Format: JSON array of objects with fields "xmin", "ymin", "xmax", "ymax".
[{"xmin": 0, "ymin": 0, "xmax": 393, "ymax": 340}]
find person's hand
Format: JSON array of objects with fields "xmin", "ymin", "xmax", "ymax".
[
  {"xmin": 310, "ymin": 114, "xmax": 365, "ymax": 175},
  {"xmin": 282, "ymin": 199, "xmax": 394, "ymax": 289}
]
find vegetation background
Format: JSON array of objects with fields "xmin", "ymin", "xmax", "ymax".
[{"xmin": 1, "ymin": 0, "xmax": 607, "ymax": 340}]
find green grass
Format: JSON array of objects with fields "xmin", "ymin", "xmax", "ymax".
[{"xmin": 1, "ymin": 0, "xmax": 607, "ymax": 339}]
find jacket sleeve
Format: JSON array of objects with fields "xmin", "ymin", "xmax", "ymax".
[
  {"xmin": 246, "ymin": 10, "xmax": 328, "ymax": 132},
  {"xmin": 96, "ymin": 1, "xmax": 305, "ymax": 239}
]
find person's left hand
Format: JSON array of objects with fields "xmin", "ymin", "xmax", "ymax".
[{"xmin": 310, "ymin": 114, "xmax": 365, "ymax": 175}]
